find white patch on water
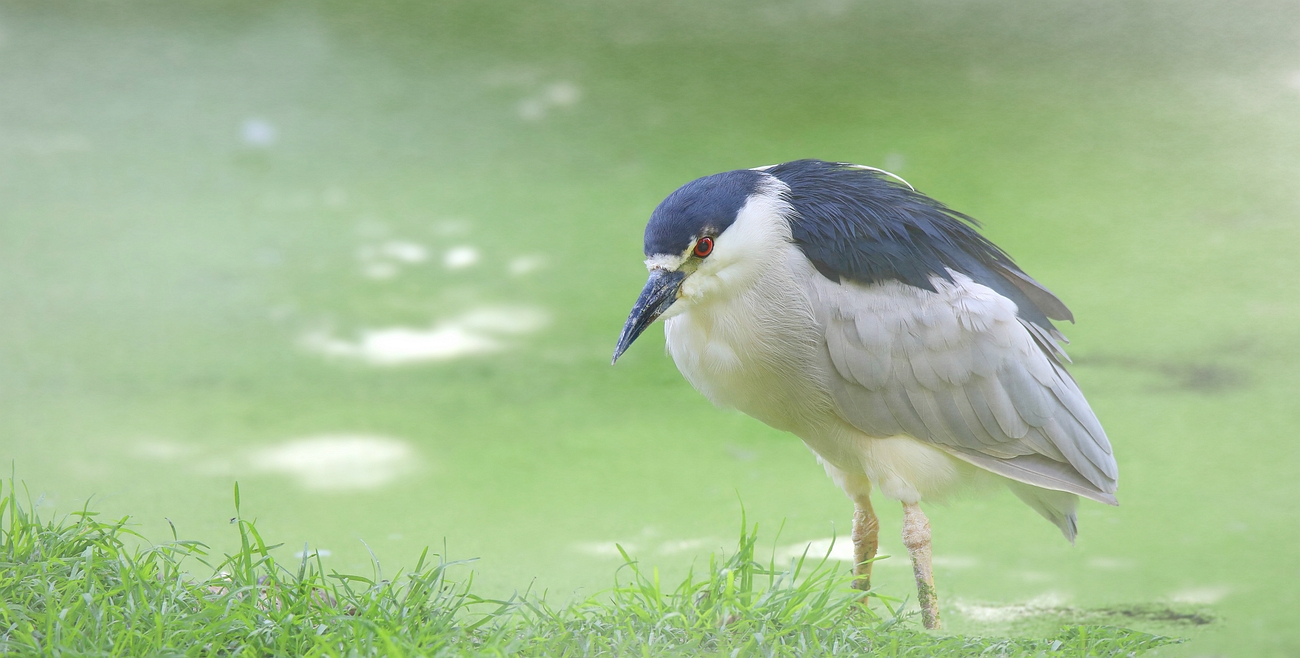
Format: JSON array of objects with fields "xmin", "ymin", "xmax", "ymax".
[
  {"xmin": 305, "ymin": 325, "xmax": 500, "ymax": 363},
  {"xmin": 251, "ymin": 435, "xmax": 417, "ymax": 491},
  {"xmin": 302, "ymin": 306, "xmax": 550, "ymax": 365},
  {"xmin": 130, "ymin": 435, "xmax": 420, "ymax": 492},
  {"xmin": 241, "ymin": 118, "xmax": 278, "ymax": 147},
  {"xmin": 1028, "ymin": 592, "xmax": 1067, "ymax": 607},
  {"xmin": 508, "ymin": 254, "xmax": 546, "ymax": 276},
  {"xmin": 358, "ymin": 240, "xmax": 429, "ymax": 279},
  {"xmin": 953, "ymin": 593, "xmax": 1068, "ymax": 623},
  {"xmin": 1169, "ymin": 586, "xmax": 1230, "ymax": 604},
  {"xmin": 545, "ymin": 81, "xmax": 581, "ymax": 107},
  {"xmin": 380, "ymin": 241, "xmax": 429, "ymax": 263},
  {"xmin": 518, "ymin": 81, "xmax": 582, "ymax": 120},
  {"xmin": 443, "ymin": 246, "xmax": 480, "ymax": 269}
]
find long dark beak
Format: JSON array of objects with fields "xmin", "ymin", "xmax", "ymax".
[{"xmin": 612, "ymin": 268, "xmax": 686, "ymax": 364}]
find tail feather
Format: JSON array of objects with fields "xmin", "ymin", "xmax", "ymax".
[{"xmin": 1007, "ymin": 481, "xmax": 1079, "ymax": 543}]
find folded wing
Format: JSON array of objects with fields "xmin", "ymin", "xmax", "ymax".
[{"xmin": 812, "ymin": 272, "xmax": 1118, "ymax": 504}]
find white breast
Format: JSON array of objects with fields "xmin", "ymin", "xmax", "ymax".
[{"xmin": 663, "ymin": 245, "xmax": 830, "ymax": 435}]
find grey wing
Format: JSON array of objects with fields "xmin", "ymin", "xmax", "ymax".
[{"xmin": 813, "ymin": 272, "xmax": 1118, "ymax": 504}]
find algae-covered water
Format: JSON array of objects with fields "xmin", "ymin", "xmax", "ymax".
[{"xmin": 2, "ymin": 1, "xmax": 1299, "ymax": 654}]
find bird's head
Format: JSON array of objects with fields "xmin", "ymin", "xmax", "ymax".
[{"xmin": 612, "ymin": 168, "xmax": 790, "ymax": 364}]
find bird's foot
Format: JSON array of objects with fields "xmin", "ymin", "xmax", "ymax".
[
  {"xmin": 902, "ymin": 502, "xmax": 941, "ymax": 630},
  {"xmin": 850, "ymin": 495, "xmax": 879, "ymax": 606},
  {"xmin": 851, "ymin": 574, "xmax": 872, "ymax": 607}
]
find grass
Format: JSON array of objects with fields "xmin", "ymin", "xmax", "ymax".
[{"xmin": 0, "ymin": 480, "xmax": 1177, "ymax": 657}]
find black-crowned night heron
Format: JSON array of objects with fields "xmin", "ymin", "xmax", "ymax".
[{"xmin": 612, "ymin": 160, "xmax": 1118, "ymax": 630}]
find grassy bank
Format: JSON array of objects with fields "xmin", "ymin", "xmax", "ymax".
[{"xmin": 0, "ymin": 481, "xmax": 1175, "ymax": 657}]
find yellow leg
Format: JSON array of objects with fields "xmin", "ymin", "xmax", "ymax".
[
  {"xmin": 902, "ymin": 502, "xmax": 941, "ymax": 630},
  {"xmin": 850, "ymin": 494, "xmax": 879, "ymax": 593}
]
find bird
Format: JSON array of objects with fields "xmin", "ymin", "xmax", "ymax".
[{"xmin": 611, "ymin": 159, "xmax": 1118, "ymax": 630}]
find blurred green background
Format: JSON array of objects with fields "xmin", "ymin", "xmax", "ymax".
[{"xmin": 2, "ymin": 0, "xmax": 1298, "ymax": 654}]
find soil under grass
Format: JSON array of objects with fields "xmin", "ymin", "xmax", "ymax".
[{"xmin": 0, "ymin": 480, "xmax": 1176, "ymax": 657}]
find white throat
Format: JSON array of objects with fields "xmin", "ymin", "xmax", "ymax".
[{"xmin": 660, "ymin": 176, "xmax": 794, "ymax": 318}]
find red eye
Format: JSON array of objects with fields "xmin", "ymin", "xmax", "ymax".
[{"xmin": 693, "ymin": 236, "xmax": 714, "ymax": 258}]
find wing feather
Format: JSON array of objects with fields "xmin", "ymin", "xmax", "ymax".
[
  {"xmin": 932, "ymin": 387, "xmax": 995, "ymax": 448},
  {"xmin": 816, "ymin": 272, "xmax": 1118, "ymax": 502},
  {"xmin": 857, "ymin": 389, "xmax": 907, "ymax": 437},
  {"xmin": 905, "ymin": 385, "xmax": 955, "ymax": 439},
  {"xmin": 882, "ymin": 381, "xmax": 932, "ymax": 441},
  {"xmin": 993, "ymin": 261, "xmax": 1075, "ymax": 322},
  {"xmin": 962, "ymin": 382, "xmax": 1008, "ymax": 446},
  {"xmin": 998, "ymin": 361, "xmax": 1055, "ymax": 427},
  {"xmin": 976, "ymin": 375, "xmax": 1032, "ymax": 439}
]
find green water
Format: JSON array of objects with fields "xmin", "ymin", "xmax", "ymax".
[{"xmin": 3, "ymin": 0, "xmax": 1299, "ymax": 654}]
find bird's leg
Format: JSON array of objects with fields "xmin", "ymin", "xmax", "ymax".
[
  {"xmin": 901, "ymin": 502, "xmax": 941, "ymax": 630},
  {"xmin": 850, "ymin": 494, "xmax": 879, "ymax": 594}
]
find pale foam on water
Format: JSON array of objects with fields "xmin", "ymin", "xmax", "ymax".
[
  {"xmin": 133, "ymin": 435, "xmax": 421, "ymax": 492},
  {"xmin": 250, "ymin": 435, "xmax": 418, "ymax": 491},
  {"xmin": 302, "ymin": 306, "xmax": 550, "ymax": 365}
]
